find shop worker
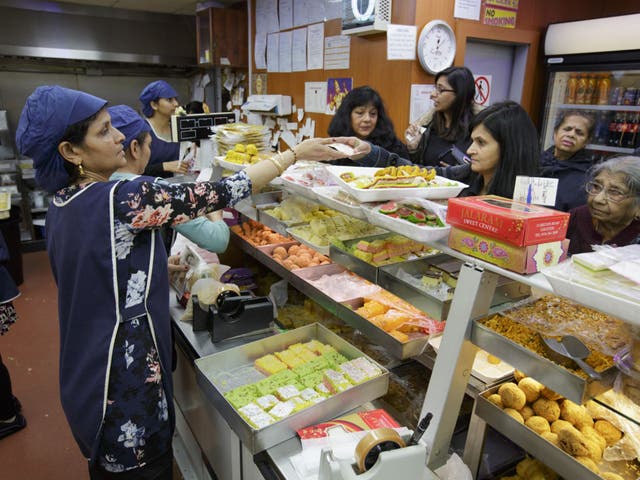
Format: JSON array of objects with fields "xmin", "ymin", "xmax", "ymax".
[
  {"xmin": 566, "ymin": 155, "xmax": 640, "ymax": 255},
  {"xmin": 108, "ymin": 104, "xmax": 230, "ymax": 254},
  {"xmin": 15, "ymin": 85, "xmax": 362, "ymax": 479},
  {"xmin": 139, "ymin": 80, "xmax": 188, "ymax": 178},
  {"xmin": 540, "ymin": 111, "xmax": 595, "ymax": 211}
]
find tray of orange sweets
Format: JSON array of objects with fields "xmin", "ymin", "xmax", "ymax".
[{"xmin": 194, "ymin": 323, "xmax": 388, "ymax": 453}]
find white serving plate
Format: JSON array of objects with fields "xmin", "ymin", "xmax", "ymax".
[
  {"xmin": 361, "ymin": 198, "xmax": 450, "ymax": 244},
  {"xmin": 215, "ymin": 155, "xmax": 248, "ymax": 172},
  {"xmin": 325, "ymin": 165, "xmax": 467, "ymax": 203},
  {"xmin": 312, "ymin": 186, "xmax": 366, "ymax": 220},
  {"xmin": 429, "ymin": 335, "xmax": 514, "ymax": 383}
]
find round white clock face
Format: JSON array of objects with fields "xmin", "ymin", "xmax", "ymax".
[{"xmin": 417, "ymin": 20, "xmax": 456, "ymax": 75}]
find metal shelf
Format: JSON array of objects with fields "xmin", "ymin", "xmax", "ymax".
[
  {"xmin": 586, "ymin": 143, "xmax": 636, "ymax": 153},
  {"xmin": 553, "ymin": 103, "xmax": 640, "ymax": 112}
]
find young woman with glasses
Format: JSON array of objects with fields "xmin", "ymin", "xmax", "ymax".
[
  {"xmin": 405, "ymin": 66, "xmax": 479, "ymax": 169},
  {"xmin": 566, "ymin": 155, "xmax": 640, "ymax": 255}
]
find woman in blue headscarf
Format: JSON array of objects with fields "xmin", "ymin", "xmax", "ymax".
[
  {"xmin": 138, "ymin": 80, "xmax": 187, "ymax": 178},
  {"xmin": 15, "ymin": 85, "xmax": 364, "ymax": 479}
]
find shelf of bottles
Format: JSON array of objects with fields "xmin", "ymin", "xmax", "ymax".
[{"xmin": 542, "ymin": 70, "xmax": 640, "ymax": 160}]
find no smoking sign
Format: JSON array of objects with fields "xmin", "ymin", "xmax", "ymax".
[{"xmin": 474, "ymin": 75, "xmax": 492, "ymax": 106}]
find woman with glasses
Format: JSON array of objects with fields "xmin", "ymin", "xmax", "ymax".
[
  {"xmin": 405, "ymin": 66, "xmax": 479, "ymax": 169},
  {"xmin": 540, "ymin": 110, "xmax": 595, "ymax": 211},
  {"xmin": 328, "ymin": 86, "xmax": 408, "ymax": 159},
  {"xmin": 566, "ymin": 155, "xmax": 640, "ymax": 255}
]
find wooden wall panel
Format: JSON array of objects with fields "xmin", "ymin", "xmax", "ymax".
[{"xmin": 252, "ymin": 0, "xmax": 640, "ymax": 140}]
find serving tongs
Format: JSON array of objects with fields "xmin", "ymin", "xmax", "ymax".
[{"xmin": 540, "ymin": 334, "xmax": 602, "ymax": 380}]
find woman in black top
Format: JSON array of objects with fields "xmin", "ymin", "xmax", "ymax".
[
  {"xmin": 406, "ymin": 66, "xmax": 477, "ymax": 168},
  {"xmin": 328, "ymin": 86, "xmax": 408, "ymax": 158}
]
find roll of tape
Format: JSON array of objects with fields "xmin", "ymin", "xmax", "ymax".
[{"xmin": 355, "ymin": 427, "xmax": 406, "ymax": 473}]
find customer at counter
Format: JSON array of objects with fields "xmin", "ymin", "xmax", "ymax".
[
  {"xmin": 15, "ymin": 85, "xmax": 362, "ymax": 479},
  {"xmin": 566, "ymin": 155, "xmax": 640, "ymax": 255},
  {"xmin": 328, "ymin": 86, "xmax": 408, "ymax": 159},
  {"xmin": 540, "ymin": 111, "xmax": 595, "ymax": 211},
  {"xmin": 405, "ymin": 66, "xmax": 478, "ymax": 170},
  {"xmin": 139, "ymin": 80, "xmax": 188, "ymax": 178},
  {"xmin": 461, "ymin": 100, "xmax": 540, "ymax": 198}
]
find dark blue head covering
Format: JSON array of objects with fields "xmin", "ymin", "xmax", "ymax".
[
  {"xmin": 108, "ymin": 105, "xmax": 151, "ymax": 150},
  {"xmin": 139, "ymin": 80, "xmax": 178, "ymax": 118},
  {"xmin": 15, "ymin": 86, "xmax": 107, "ymax": 194}
]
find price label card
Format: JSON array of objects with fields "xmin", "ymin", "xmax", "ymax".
[{"xmin": 513, "ymin": 176, "xmax": 558, "ymax": 206}]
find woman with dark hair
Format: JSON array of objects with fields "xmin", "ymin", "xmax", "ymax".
[
  {"xmin": 15, "ymin": 85, "xmax": 362, "ymax": 479},
  {"xmin": 566, "ymin": 155, "xmax": 640, "ymax": 255},
  {"xmin": 405, "ymin": 66, "xmax": 479, "ymax": 168},
  {"xmin": 462, "ymin": 100, "xmax": 540, "ymax": 198},
  {"xmin": 328, "ymin": 86, "xmax": 408, "ymax": 158},
  {"xmin": 540, "ymin": 110, "xmax": 595, "ymax": 211}
]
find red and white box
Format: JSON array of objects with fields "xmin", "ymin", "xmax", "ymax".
[{"xmin": 446, "ymin": 195, "xmax": 569, "ymax": 247}]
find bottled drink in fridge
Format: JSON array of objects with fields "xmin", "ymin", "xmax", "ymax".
[
  {"xmin": 622, "ymin": 112, "xmax": 639, "ymax": 149},
  {"xmin": 585, "ymin": 74, "xmax": 597, "ymax": 104},
  {"xmin": 575, "ymin": 75, "xmax": 588, "ymax": 104},
  {"xmin": 565, "ymin": 74, "xmax": 578, "ymax": 104},
  {"xmin": 596, "ymin": 74, "xmax": 611, "ymax": 105},
  {"xmin": 608, "ymin": 112, "xmax": 621, "ymax": 147},
  {"xmin": 622, "ymin": 88, "xmax": 638, "ymax": 106},
  {"xmin": 593, "ymin": 112, "xmax": 611, "ymax": 145},
  {"xmin": 609, "ymin": 86, "xmax": 624, "ymax": 105}
]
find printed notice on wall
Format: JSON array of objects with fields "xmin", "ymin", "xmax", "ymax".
[
  {"xmin": 307, "ymin": 23, "xmax": 324, "ymax": 70},
  {"xmin": 409, "ymin": 85, "xmax": 435, "ymax": 124},
  {"xmin": 267, "ymin": 33, "xmax": 279, "ymax": 72},
  {"xmin": 454, "ymin": 0, "xmax": 481, "ymax": 20},
  {"xmin": 483, "ymin": 2, "xmax": 518, "ymax": 28},
  {"xmin": 387, "ymin": 24, "xmax": 417, "ymax": 60},
  {"xmin": 304, "ymin": 82, "xmax": 327, "ymax": 113},
  {"xmin": 324, "ymin": 35, "xmax": 350, "ymax": 70},
  {"xmin": 279, "ymin": 30, "xmax": 293, "ymax": 72},
  {"xmin": 292, "ymin": 28, "xmax": 307, "ymax": 71}
]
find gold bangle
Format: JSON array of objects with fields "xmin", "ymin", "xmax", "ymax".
[{"xmin": 267, "ymin": 156, "xmax": 283, "ymax": 175}]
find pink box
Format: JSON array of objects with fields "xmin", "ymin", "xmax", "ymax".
[{"xmin": 448, "ymin": 227, "xmax": 570, "ymax": 274}]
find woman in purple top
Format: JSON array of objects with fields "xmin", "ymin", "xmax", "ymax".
[{"xmin": 567, "ymin": 156, "xmax": 640, "ymax": 255}]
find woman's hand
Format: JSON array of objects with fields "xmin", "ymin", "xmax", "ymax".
[
  {"xmin": 167, "ymin": 254, "xmax": 189, "ymax": 273},
  {"xmin": 405, "ymin": 124, "xmax": 423, "ymax": 151},
  {"xmin": 293, "ymin": 137, "xmax": 367, "ymax": 162},
  {"xmin": 163, "ymin": 160, "xmax": 189, "ymax": 174}
]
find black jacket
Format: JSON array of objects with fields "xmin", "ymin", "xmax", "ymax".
[{"xmin": 540, "ymin": 147, "xmax": 592, "ymax": 212}]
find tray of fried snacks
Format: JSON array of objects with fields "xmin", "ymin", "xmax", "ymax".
[
  {"xmin": 194, "ymin": 323, "xmax": 388, "ymax": 453},
  {"xmin": 325, "ymin": 165, "xmax": 467, "ymax": 203},
  {"xmin": 476, "ymin": 374, "xmax": 639, "ymax": 480},
  {"xmin": 231, "ymin": 219, "xmax": 292, "ymax": 246},
  {"xmin": 339, "ymin": 289, "xmax": 445, "ymax": 360},
  {"xmin": 500, "ymin": 295, "xmax": 632, "ymax": 357},
  {"xmin": 472, "ymin": 314, "xmax": 618, "ymax": 404}
]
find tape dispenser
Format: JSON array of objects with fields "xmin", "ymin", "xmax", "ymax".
[{"xmin": 318, "ymin": 425, "xmax": 436, "ymax": 480}]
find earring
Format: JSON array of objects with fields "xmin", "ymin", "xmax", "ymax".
[{"xmin": 78, "ymin": 163, "xmax": 85, "ymax": 176}]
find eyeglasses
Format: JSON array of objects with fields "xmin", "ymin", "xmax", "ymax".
[
  {"xmin": 434, "ymin": 85, "xmax": 455, "ymax": 95},
  {"xmin": 585, "ymin": 181, "xmax": 631, "ymax": 203}
]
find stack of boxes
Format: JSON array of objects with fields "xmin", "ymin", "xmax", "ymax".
[{"xmin": 446, "ymin": 196, "xmax": 571, "ymax": 274}]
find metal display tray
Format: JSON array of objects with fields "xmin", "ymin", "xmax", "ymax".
[
  {"xmin": 471, "ymin": 321, "xmax": 617, "ymax": 404},
  {"xmin": 475, "ymin": 386, "xmax": 601, "ymax": 480},
  {"xmin": 257, "ymin": 209, "xmax": 302, "ymax": 237},
  {"xmin": 378, "ymin": 255, "xmax": 531, "ymax": 321},
  {"xmin": 194, "ymin": 323, "xmax": 389, "ymax": 454},
  {"xmin": 329, "ymin": 234, "xmax": 437, "ymax": 284},
  {"xmin": 236, "ymin": 234, "xmax": 428, "ymax": 359}
]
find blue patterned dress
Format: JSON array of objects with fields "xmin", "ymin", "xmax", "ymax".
[{"xmin": 46, "ymin": 172, "xmax": 251, "ymax": 471}]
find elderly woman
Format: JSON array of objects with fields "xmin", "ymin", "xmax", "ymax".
[
  {"xmin": 15, "ymin": 85, "xmax": 361, "ymax": 478},
  {"xmin": 138, "ymin": 80, "xmax": 187, "ymax": 178},
  {"xmin": 567, "ymin": 156, "xmax": 640, "ymax": 255},
  {"xmin": 540, "ymin": 110, "xmax": 595, "ymax": 211},
  {"xmin": 328, "ymin": 86, "xmax": 408, "ymax": 159}
]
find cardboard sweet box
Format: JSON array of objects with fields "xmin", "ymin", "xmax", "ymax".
[
  {"xmin": 448, "ymin": 227, "xmax": 570, "ymax": 274},
  {"xmin": 446, "ymin": 195, "xmax": 569, "ymax": 247}
]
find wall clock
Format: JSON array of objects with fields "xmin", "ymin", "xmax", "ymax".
[{"xmin": 417, "ymin": 20, "xmax": 456, "ymax": 75}]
